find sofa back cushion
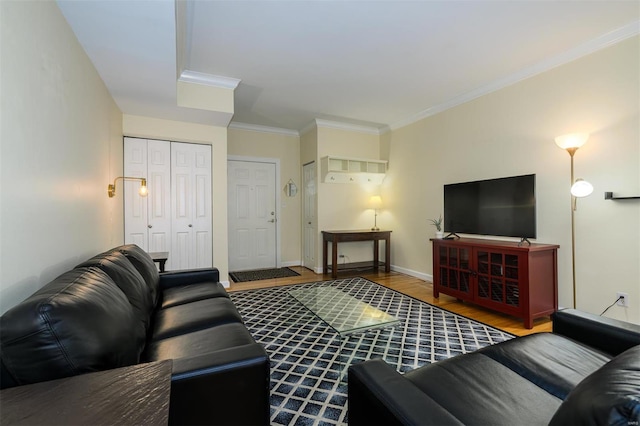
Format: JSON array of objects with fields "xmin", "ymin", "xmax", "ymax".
[
  {"xmin": 0, "ymin": 267, "xmax": 145, "ymax": 387},
  {"xmin": 113, "ymin": 244, "xmax": 160, "ymax": 304},
  {"xmin": 549, "ymin": 345, "xmax": 640, "ymax": 426},
  {"xmin": 76, "ymin": 251, "xmax": 154, "ymax": 328}
]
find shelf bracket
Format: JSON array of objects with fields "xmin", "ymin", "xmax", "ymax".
[{"xmin": 604, "ymin": 192, "xmax": 640, "ymax": 200}]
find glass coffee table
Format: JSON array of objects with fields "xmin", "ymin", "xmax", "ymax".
[{"xmin": 288, "ymin": 286, "xmax": 401, "ymax": 376}]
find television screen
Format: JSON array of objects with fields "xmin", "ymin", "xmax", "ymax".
[{"xmin": 444, "ymin": 174, "xmax": 536, "ymax": 239}]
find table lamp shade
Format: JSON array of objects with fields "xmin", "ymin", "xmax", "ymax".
[{"xmin": 369, "ymin": 195, "xmax": 382, "ymax": 209}]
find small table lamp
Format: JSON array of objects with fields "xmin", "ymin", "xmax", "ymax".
[{"xmin": 369, "ymin": 195, "xmax": 382, "ymax": 231}]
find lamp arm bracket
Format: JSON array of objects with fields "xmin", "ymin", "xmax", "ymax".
[{"xmin": 108, "ymin": 176, "xmax": 147, "ymax": 198}]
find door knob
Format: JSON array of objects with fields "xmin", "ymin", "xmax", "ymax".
[
  {"xmin": 188, "ymin": 224, "xmax": 193, "ymax": 227},
  {"xmin": 268, "ymin": 219, "xmax": 276, "ymax": 223},
  {"xmin": 148, "ymin": 225, "xmax": 153, "ymax": 228},
  {"xmin": 308, "ymin": 222, "xmax": 312, "ymax": 225}
]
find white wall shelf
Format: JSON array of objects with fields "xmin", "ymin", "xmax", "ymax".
[{"xmin": 321, "ymin": 156, "xmax": 387, "ymax": 184}]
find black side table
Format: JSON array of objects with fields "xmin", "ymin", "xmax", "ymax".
[
  {"xmin": 0, "ymin": 360, "xmax": 172, "ymax": 425},
  {"xmin": 149, "ymin": 251, "xmax": 169, "ymax": 272}
]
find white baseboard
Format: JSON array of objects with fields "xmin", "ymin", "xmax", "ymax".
[
  {"xmin": 221, "ymin": 280, "xmax": 230, "ymax": 288},
  {"xmin": 391, "ymin": 265, "xmax": 433, "ymax": 283},
  {"xmin": 281, "ymin": 260, "xmax": 301, "ymax": 268}
]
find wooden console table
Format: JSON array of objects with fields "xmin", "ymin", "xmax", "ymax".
[
  {"xmin": 0, "ymin": 360, "xmax": 172, "ymax": 425},
  {"xmin": 322, "ymin": 230, "xmax": 391, "ymax": 279}
]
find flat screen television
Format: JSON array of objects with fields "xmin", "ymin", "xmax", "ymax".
[{"xmin": 444, "ymin": 174, "xmax": 536, "ymax": 239}]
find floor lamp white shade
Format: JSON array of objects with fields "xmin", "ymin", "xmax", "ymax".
[
  {"xmin": 571, "ymin": 179, "xmax": 594, "ymax": 197},
  {"xmin": 555, "ymin": 132, "xmax": 591, "ymax": 310}
]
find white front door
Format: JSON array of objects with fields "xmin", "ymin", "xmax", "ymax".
[
  {"xmin": 228, "ymin": 160, "xmax": 277, "ymax": 271},
  {"xmin": 302, "ymin": 161, "xmax": 317, "ymax": 270}
]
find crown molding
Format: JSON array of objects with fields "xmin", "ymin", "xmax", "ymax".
[
  {"xmin": 313, "ymin": 119, "xmax": 382, "ymax": 135},
  {"xmin": 178, "ymin": 70, "xmax": 241, "ymax": 90},
  {"xmin": 228, "ymin": 121, "xmax": 299, "ymax": 137},
  {"xmin": 390, "ymin": 20, "xmax": 640, "ymax": 131}
]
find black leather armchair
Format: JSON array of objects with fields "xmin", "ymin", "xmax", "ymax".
[{"xmin": 348, "ymin": 309, "xmax": 640, "ymax": 425}]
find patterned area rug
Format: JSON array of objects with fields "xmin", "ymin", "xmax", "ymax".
[
  {"xmin": 229, "ymin": 277, "xmax": 514, "ymax": 425},
  {"xmin": 229, "ymin": 267, "xmax": 300, "ymax": 283}
]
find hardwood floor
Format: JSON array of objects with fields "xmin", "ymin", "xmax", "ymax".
[{"xmin": 227, "ymin": 266, "xmax": 552, "ymax": 337}]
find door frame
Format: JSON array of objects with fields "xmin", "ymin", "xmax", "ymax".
[
  {"xmin": 227, "ymin": 155, "xmax": 282, "ymax": 269},
  {"xmin": 302, "ymin": 161, "xmax": 318, "ymax": 272}
]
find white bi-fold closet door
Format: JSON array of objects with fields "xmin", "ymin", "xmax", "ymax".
[{"xmin": 124, "ymin": 137, "xmax": 212, "ymax": 271}]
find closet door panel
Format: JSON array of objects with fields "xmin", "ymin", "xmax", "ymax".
[
  {"xmin": 171, "ymin": 142, "xmax": 212, "ymax": 269},
  {"xmin": 147, "ymin": 140, "xmax": 171, "ymax": 261},
  {"xmin": 124, "ymin": 139, "xmax": 213, "ymax": 272},
  {"xmin": 124, "ymin": 137, "xmax": 148, "ymax": 251},
  {"xmin": 171, "ymin": 143, "xmax": 193, "ymax": 270},
  {"xmin": 192, "ymin": 145, "xmax": 212, "ymax": 268}
]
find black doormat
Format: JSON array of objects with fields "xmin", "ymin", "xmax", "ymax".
[{"xmin": 229, "ymin": 267, "xmax": 301, "ymax": 283}]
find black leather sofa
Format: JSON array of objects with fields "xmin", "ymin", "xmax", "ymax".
[
  {"xmin": 0, "ymin": 244, "xmax": 269, "ymax": 425},
  {"xmin": 348, "ymin": 309, "xmax": 640, "ymax": 425}
]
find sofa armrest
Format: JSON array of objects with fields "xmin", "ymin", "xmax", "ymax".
[
  {"xmin": 168, "ymin": 343, "xmax": 270, "ymax": 425},
  {"xmin": 552, "ymin": 309, "xmax": 640, "ymax": 356},
  {"xmin": 158, "ymin": 268, "xmax": 220, "ymax": 290},
  {"xmin": 348, "ymin": 359, "xmax": 463, "ymax": 426}
]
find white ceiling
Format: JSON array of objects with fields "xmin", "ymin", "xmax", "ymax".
[{"xmin": 57, "ymin": 1, "xmax": 639, "ymax": 134}]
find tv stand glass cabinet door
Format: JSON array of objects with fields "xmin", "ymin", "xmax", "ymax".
[
  {"xmin": 433, "ymin": 244, "xmax": 472, "ymax": 299},
  {"xmin": 431, "ymin": 238, "xmax": 559, "ymax": 329}
]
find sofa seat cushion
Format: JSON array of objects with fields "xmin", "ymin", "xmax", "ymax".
[
  {"xmin": 151, "ymin": 298, "xmax": 243, "ymax": 340},
  {"xmin": 405, "ymin": 353, "xmax": 562, "ymax": 425},
  {"xmin": 549, "ymin": 345, "xmax": 640, "ymax": 426},
  {"xmin": 161, "ymin": 282, "xmax": 229, "ymax": 309},
  {"xmin": 144, "ymin": 322, "xmax": 257, "ymax": 361},
  {"xmin": 112, "ymin": 244, "xmax": 160, "ymax": 305},
  {"xmin": 0, "ymin": 268, "xmax": 144, "ymax": 386},
  {"xmin": 478, "ymin": 332, "xmax": 611, "ymax": 399},
  {"xmin": 76, "ymin": 251, "xmax": 154, "ymax": 327}
]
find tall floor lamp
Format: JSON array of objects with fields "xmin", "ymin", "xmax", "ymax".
[{"xmin": 555, "ymin": 133, "xmax": 593, "ymax": 309}]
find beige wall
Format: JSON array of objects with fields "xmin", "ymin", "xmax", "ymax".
[
  {"xmin": 228, "ymin": 128, "xmax": 302, "ymax": 266},
  {"xmin": 0, "ymin": 1, "xmax": 124, "ymax": 314},
  {"xmin": 1, "ymin": 1, "xmax": 636, "ymax": 327},
  {"xmin": 316, "ymin": 126, "xmax": 383, "ymax": 270},
  {"xmin": 385, "ymin": 36, "xmax": 640, "ymax": 323},
  {"xmin": 122, "ymin": 115, "xmax": 230, "ymax": 283}
]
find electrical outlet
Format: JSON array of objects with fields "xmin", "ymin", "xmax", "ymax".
[{"xmin": 616, "ymin": 292, "xmax": 629, "ymax": 307}]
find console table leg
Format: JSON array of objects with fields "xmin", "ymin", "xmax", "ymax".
[
  {"xmin": 332, "ymin": 240, "xmax": 339, "ymax": 279},
  {"xmin": 373, "ymin": 240, "xmax": 379, "ymax": 271},
  {"xmin": 385, "ymin": 237, "xmax": 391, "ymax": 272},
  {"xmin": 323, "ymin": 240, "xmax": 328, "ymax": 275}
]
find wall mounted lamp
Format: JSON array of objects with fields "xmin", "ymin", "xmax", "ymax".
[
  {"xmin": 108, "ymin": 176, "xmax": 147, "ymax": 198},
  {"xmin": 555, "ymin": 132, "xmax": 592, "ymax": 309},
  {"xmin": 369, "ymin": 195, "xmax": 382, "ymax": 231}
]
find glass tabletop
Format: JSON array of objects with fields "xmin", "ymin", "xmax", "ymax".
[{"xmin": 288, "ymin": 287, "xmax": 400, "ymax": 335}]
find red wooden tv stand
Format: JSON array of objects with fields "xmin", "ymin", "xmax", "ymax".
[{"xmin": 431, "ymin": 238, "xmax": 559, "ymax": 329}]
